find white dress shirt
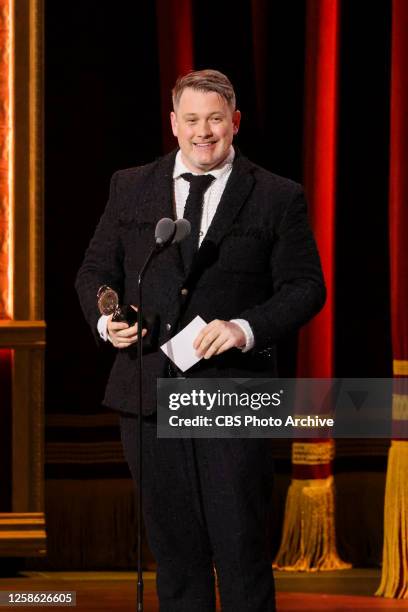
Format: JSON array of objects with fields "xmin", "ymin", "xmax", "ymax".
[{"xmin": 98, "ymin": 146, "xmax": 254, "ymax": 352}]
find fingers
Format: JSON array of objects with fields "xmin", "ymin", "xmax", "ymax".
[
  {"xmin": 193, "ymin": 319, "xmax": 220, "ymax": 350},
  {"xmin": 202, "ymin": 334, "xmax": 233, "ymax": 359},
  {"xmin": 212, "ymin": 337, "xmax": 235, "ymax": 357},
  {"xmin": 113, "ymin": 324, "xmax": 138, "ymax": 338},
  {"xmin": 194, "ymin": 320, "xmax": 246, "ymax": 359},
  {"xmin": 109, "ymin": 322, "xmax": 131, "ymax": 334},
  {"xmin": 108, "ymin": 318, "xmax": 147, "ymax": 349},
  {"xmin": 113, "ymin": 328, "xmax": 147, "ymax": 349}
]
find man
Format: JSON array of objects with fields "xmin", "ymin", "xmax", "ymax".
[{"xmin": 76, "ymin": 69, "xmax": 325, "ymax": 611}]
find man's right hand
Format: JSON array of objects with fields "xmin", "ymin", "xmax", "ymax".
[{"xmin": 107, "ymin": 313, "xmax": 147, "ymax": 349}]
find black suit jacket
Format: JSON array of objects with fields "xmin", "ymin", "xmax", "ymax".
[{"xmin": 75, "ymin": 149, "xmax": 326, "ymax": 415}]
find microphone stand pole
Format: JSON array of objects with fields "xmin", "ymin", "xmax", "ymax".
[
  {"xmin": 134, "ymin": 218, "xmax": 185, "ymax": 610},
  {"xmin": 136, "ymin": 246, "xmax": 157, "ymax": 612}
]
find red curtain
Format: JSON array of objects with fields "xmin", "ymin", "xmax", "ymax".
[
  {"xmin": 376, "ymin": 0, "xmax": 408, "ymax": 599},
  {"xmin": 389, "ymin": 1, "xmax": 408, "ymax": 370},
  {"xmin": 297, "ymin": 0, "xmax": 339, "ymax": 379},
  {"xmin": 274, "ymin": 0, "xmax": 350, "ymax": 572},
  {"xmin": 156, "ymin": 0, "xmax": 193, "ymax": 153},
  {"xmin": 250, "ymin": 0, "xmax": 268, "ymax": 134}
]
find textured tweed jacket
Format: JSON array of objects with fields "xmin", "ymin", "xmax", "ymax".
[{"xmin": 75, "ymin": 149, "xmax": 326, "ymax": 415}]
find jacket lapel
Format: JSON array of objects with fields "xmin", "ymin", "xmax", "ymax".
[
  {"xmin": 144, "ymin": 150, "xmax": 185, "ymax": 281},
  {"xmin": 203, "ymin": 152, "xmax": 255, "ymax": 247},
  {"xmin": 145, "ymin": 150, "xmax": 177, "ymax": 220}
]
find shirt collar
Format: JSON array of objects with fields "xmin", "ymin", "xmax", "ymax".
[{"xmin": 173, "ymin": 146, "xmax": 235, "ymax": 180}]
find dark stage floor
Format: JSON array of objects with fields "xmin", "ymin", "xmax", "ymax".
[{"xmin": 1, "ymin": 569, "xmax": 407, "ymax": 610}]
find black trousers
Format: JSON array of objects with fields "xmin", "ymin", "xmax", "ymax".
[{"xmin": 119, "ymin": 414, "xmax": 276, "ymax": 612}]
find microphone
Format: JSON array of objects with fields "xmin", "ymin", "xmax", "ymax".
[
  {"xmin": 172, "ymin": 218, "xmax": 191, "ymax": 244},
  {"xmin": 155, "ymin": 218, "xmax": 176, "ymax": 247},
  {"xmin": 155, "ymin": 217, "xmax": 191, "ymax": 248}
]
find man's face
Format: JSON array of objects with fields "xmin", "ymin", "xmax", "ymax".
[{"xmin": 170, "ymin": 88, "xmax": 241, "ymax": 173}]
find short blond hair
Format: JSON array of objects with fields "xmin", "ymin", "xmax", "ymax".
[{"xmin": 172, "ymin": 69, "xmax": 236, "ymax": 111}]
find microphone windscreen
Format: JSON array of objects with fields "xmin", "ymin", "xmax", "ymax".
[
  {"xmin": 155, "ymin": 218, "xmax": 176, "ymax": 246},
  {"xmin": 172, "ymin": 219, "xmax": 191, "ymax": 244}
]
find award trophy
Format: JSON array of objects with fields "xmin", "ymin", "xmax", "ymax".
[
  {"xmin": 97, "ymin": 285, "xmax": 158, "ymax": 349},
  {"xmin": 97, "ymin": 285, "xmax": 138, "ymax": 326}
]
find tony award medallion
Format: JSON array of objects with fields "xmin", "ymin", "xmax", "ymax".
[{"xmin": 97, "ymin": 285, "xmax": 138, "ymax": 325}]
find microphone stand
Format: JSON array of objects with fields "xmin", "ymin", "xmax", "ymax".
[
  {"xmin": 136, "ymin": 245, "xmax": 157, "ymax": 612},
  {"xmin": 134, "ymin": 218, "xmax": 188, "ymax": 611}
]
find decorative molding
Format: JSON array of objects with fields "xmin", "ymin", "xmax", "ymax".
[
  {"xmin": 13, "ymin": 0, "xmax": 43, "ymax": 321},
  {"xmin": 0, "ymin": 0, "xmax": 45, "ymax": 558},
  {"xmin": 0, "ymin": 0, "xmax": 11, "ymax": 318},
  {"xmin": 46, "ymin": 441, "xmax": 125, "ymax": 465},
  {"xmin": 12, "ymin": 349, "xmax": 44, "ymax": 512},
  {"xmin": 29, "ymin": 0, "xmax": 43, "ymax": 321},
  {"xmin": 0, "ymin": 512, "xmax": 46, "ymax": 556},
  {"xmin": 46, "ymin": 412, "xmax": 119, "ymax": 428},
  {"xmin": 31, "ymin": 349, "xmax": 44, "ymax": 510},
  {"xmin": 0, "ymin": 319, "xmax": 45, "ymax": 347}
]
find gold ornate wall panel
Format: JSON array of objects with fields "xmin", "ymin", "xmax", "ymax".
[
  {"xmin": 0, "ymin": 0, "xmax": 45, "ymax": 557},
  {"xmin": 0, "ymin": 0, "xmax": 11, "ymax": 318}
]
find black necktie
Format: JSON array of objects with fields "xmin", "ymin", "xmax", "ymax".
[{"xmin": 180, "ymin": 172, "xmax": 215, "ymax": 273}]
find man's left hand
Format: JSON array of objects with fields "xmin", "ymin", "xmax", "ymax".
[{"xmin": 193, "ymin": 320, "xmax": 245, "ymax": 359}]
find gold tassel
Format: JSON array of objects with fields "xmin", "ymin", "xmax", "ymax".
[
  {"xmin": 375, "ymin": 440, "xmax": 408, "ymax": 599},
  {"xmin": 273, "ymin": 475, "xmax": 351, "ymax": 571}
]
